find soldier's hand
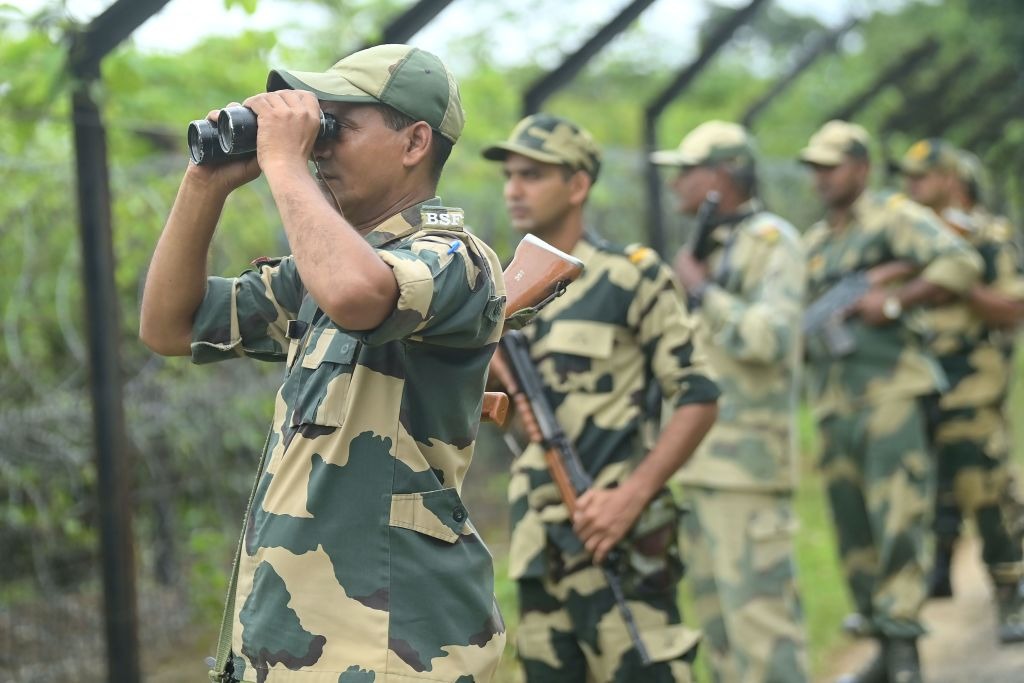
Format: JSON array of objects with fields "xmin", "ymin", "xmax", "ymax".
[
  {"xmin": 243, "ymin": 90, "xmax": 322, "ymax": 173},
  {"xmin": 673, "ymin": 250, "xmax": 709, "ymax": 293},
  {"xmin": 185, "ymin": 103, "xmax": 262, "ymax": 193},
  {"xmin": 853, "ymin": 287, "xmax": 891, "ymax": 326},
  {"xmin": 573, "ymin": 486, "xmax": 646, "ymax": 565}
]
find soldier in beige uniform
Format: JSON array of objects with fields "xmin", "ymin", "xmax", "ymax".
[
  {"xmin": 799, "ymin": 121, "xmax": 982, "ymax": 683},
  {"xmin": 900, "ymin": 138, "xmax": 1024, "ymax": 642},
  {"xmin": 652, "ymin": 121, "xmax": 809, "ymax": 683},
  {"xmin": 483, "ymin": 113, "xmax": 720, "ymax": 683}
]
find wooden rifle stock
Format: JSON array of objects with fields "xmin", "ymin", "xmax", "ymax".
[
  {"xmin": 481, "ymin": 234, "xmax": 584, "ymax": 426},
  {"xmin": 503, "ymin": 233, "xmax": 585, "ymax": 319},
  {"xmin": 488, "ymin": 351, "xmax": 579, "ymax": 512}
]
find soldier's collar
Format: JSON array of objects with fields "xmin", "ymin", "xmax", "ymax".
[{"xmin": 364, "ymin": 197, "xmax": 465, "ymax": 248}]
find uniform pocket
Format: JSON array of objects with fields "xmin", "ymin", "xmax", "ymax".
[
  {"xmin": 292, "ymin": 328, "xmax": 358, "ymax": 426},
  {"xmin": 388, "ymin": 488, "xmax": 469, "ymax": 543},
  {"xmin": 543, "ymin": 321, "xmax": 617, "ymax": 394}
]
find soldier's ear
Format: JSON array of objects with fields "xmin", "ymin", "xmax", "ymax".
[
  {"xmin": 567, "ymin": 169, "xmax": 592, "ymax": 206},
  {"xmin": 401, "ymin": 121, "xmax": 433, "ymax": 168}
]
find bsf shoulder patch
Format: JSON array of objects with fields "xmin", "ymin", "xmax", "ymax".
[
  {"xmin": 754, "ymin": 223, "xmax": 780, "ymax": 243},
  {"xmin": 626, "ymin": 245, "xmax": 656, "ymax": 265},
  {"xmin": 420, "ymin": 206, "xmax": 465, "ymax": 229}
]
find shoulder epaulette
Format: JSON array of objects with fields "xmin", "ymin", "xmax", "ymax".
[{"xmin": 624, "ymin": 242, "xmax": 659, "ymax": 268}]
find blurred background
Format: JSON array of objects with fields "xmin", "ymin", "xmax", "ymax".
[{"xmin": 1, "ymin": 0, "xmax": 1023, "ymax": 681}]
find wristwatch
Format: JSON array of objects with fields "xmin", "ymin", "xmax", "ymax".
[{"xmin": 882, "ymin": 295, "xmax": 903, "ymax": 321}]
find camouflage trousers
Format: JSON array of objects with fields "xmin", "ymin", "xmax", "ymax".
[
  {"xmin": 818, "ymin": 397, "xmax": 933, "ymax": 638},
  {"xmin": 516, "ymin": 562, "xmax": 700, "ymax": 683},
  {"xmin": 680, "ymin": 487, "xmax": 808, "ymax": 683},
  {"xmin": 925, "ymin": 398, "xmax": 1024, "ymax": 583}
]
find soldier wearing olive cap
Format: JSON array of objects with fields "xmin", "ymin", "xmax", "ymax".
[
  {"xmin": 899, "ymin": 139, "xmax": 1024, "ymax": 642},
  {"xmin": 652, "ymin": 120, "xmax": 810, "ymax": 683},
  {"xmin": 799, "ymin": 121, "xmax": 982, "ymax": 683},
  {"xmin": 483, "ymin": 113, "xmax": 720, "ymax": 683},
  {"xmin": 141, "ymin": 44, "xmax": 508, "ymax": 682}
]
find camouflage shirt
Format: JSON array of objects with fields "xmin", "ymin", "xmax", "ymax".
[
  {"xmin": 191, "ymin": 199, "xmax": 508, "ymax": 682},
  {"xmin": 507, "ymin": 232, "xmax": 719, "ymax": 580},
  {"xmin": 803, "ymin": 191, "xmax": 982, "ymax": 417},
  {"xmin": 923, "ymin": 210, "xmax": 1024, "ymax": 410},
  {"xmin": 675, "ymin": 202, "xmax": 805, "ymax": 493}
]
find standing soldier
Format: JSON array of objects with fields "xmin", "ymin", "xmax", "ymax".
[
  {"xmin": 482, "ymin": 113, "xmax": 720, "ymax": 683},
  {"xmin": 139, "ymin": 45, "xmax": 508, "ymax": 682},
  {"xmin": 799, "ymin": 121, "xmax": 982, "ymax": 683},
  {"xmin": 900, "ymin": 138, "xmax": 1024, "ymax": 642},
  {"xmin": 651, "ymin": 121, "xmax": 810, "ymax": 683}
]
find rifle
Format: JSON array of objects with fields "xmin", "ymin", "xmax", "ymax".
[
  {"xmin": 803, "ymin": 261, "xmax": 917, "ymax": 357},
  {"xmin": 489, "ymin": 329, "xmax": 654, "ymax": 665},
  {"xmin": 481, "ymin": 234, "xmax": 584, "ymax": 423},
  {"xmin": 687, "ymin": 191, "xmax": 721, "ymax": 262}
]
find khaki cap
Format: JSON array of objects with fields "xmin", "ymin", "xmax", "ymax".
[
  {"xmin": 899, "ymin": 138, "xmax": 960, "ymax": 175},
  {"xmin": 482, "ymin": 113, "xmax": 602, "ymax": 180},
  {"xmin": 799, "ymin": 120, "xmax": 871, "ymax": 166},
  {"xmin": 267, "ymin": 44, "xmax": 465, "ymax": 143},
  {"xmin": 650, "ymin": 120, "xmax": 755, "ymax": 167}
]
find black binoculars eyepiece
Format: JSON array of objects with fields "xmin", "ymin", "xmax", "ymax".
[{"xmin": 187, "ymin": 106, "xmax": 339, "ymax": 165}]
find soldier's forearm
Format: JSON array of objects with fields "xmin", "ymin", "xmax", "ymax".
[
  {"xmin": 139, "ymin": 173, "xmax": 225, "ymax": 356},
  {"xmin": 968, "ymin": 285, "xmax": 1024, "ymax": 328},
  {"xmin": 622, "ymin": 400, "xmax": 717, "ymax": 505}
]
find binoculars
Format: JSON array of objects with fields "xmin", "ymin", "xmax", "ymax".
[{"xmin": 187, "ymin": 106, "xmax": 339, "ymax": 165}]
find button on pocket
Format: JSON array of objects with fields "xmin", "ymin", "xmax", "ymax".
[{"xmin": 291, "ymin": 328, "xmax": 359, "ymax": 426}]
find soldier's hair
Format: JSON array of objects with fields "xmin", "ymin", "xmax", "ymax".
[{"xmin": 374, "ymin": 104, "xmax": 453, "ymax": 184}]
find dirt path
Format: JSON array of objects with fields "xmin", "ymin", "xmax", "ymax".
[{"xmin": 819, "ymin": 536, "xmax": 1024, "ymax": 683}]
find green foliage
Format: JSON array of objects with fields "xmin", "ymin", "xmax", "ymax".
[{"xmin": 3, "ymin": 0, "xmax": 1024, "ymax": 676}]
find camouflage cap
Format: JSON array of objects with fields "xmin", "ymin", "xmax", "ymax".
[
  {"xmin": 650, "ymin": 120, "xmax": 755, "ymax": 168},
  {"xmin": 899, "ymin": 138, "xmax": 960, "ymax": 175},
  {"xmin": 481, "ymin": 113, "xmax": 602, "ymax": 181},
  {"xmin": 267, "ymin": 44, "xmax": 465, "ymax": 143},
  {"xmin": 798, "ymin": 120, "xmax": 871, "ymax": 166}
]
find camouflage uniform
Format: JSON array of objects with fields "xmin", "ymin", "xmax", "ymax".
[
  {"xmin": 924, "ymin": 213, "xmax": 1024, "ymax": 583},
  {"xmin": 507, "ymin": 232, "xmax": 717, "ymax": 683},
  {"xmin": 653, "ymin": 121, "xmax": 809, "ymax": 683},
  {"xmin": 801, "ymin": 186, "xmax": 981, "ymax": 639},
  {"xmin": 900, "ymin": 140, "xmax": 1024, "ymax": 637},
  {"xmin": 192, "ymin": 198, "xmax": 508, "ymax": 682}
]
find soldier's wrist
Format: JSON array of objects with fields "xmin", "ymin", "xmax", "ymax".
[{"xmin": 687, "ymin": 280, "xmax": 711, "ymax": 309}]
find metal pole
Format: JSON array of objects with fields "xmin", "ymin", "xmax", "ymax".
[
  {"xmin": 741, "ymin": 17, "xmax": 858, "ymax": 129},
  {"xmin": 522, "ymin": 0, "xmax": 658, "ymax": 116},
  {"xmin": 823, "ymin": 36, "xmax": 940, "ymax": 123},
  {"xmin": 70, "ymin": 64, "xmax": 141, "ymax": 683},
  {"xmin": 361, "ymin": 0, "xmax": 458, "ymax": 49},
  {"xmin": 66, "ymin": 1, "xmax": 172, "ymax": 679}
]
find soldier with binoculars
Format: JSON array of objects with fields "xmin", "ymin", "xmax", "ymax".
[{"xmin": 140, "ymin": 44, "xmax": 507, "ymax": 683}]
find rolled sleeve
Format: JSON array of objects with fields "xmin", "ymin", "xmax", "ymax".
[
  {"xmin": 359, "ymin": 236, "xmax": 502, "ymax": 348},
  {"xmin": 632, "ymin": 261, "xmax": 719, "ymax": 408},
  {"xmin": 888, "ymin": 202, "xmax": 981, "ymax": 294},
  {"xmin": 190, "ymin": 256, "xmax": 302, "ymax": 364}
]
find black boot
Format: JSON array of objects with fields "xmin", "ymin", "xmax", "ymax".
[
  {"xmin": 841, "ymin": 612, "xmax": 874, "ymax": 637},
  {"xmin": 996, "ymin": 580, "xmax": 1024, "ymax": 644},
  {"xmin": 835, "ymin": 640, "xmax": 888, "ymax": 683},
  {"xmin": 927, "ymin": 537, "xmax": 955, "ymax": 599},
  {"xmin": 885, "ymin": 638, "xmax": 922, "ymax": 683}
]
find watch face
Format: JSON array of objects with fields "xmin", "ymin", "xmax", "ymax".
[{"xmin": 883, "ymin": 296, "xmax": 902, "ymax": 320}]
